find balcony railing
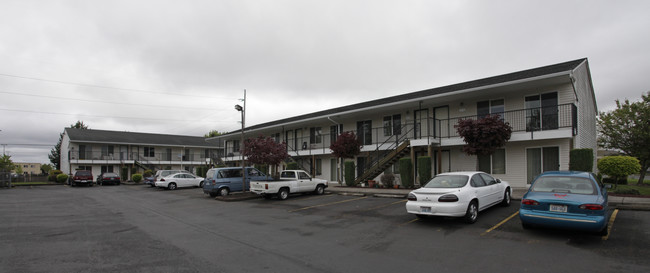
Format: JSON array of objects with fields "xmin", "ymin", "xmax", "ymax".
[
  {"xmin": 222, "ymin": 104, "xmax": 577, "ymax": 157},
  {"xmin": 70, "ymin": 151, "xmax": 222, "ymax": 164}
]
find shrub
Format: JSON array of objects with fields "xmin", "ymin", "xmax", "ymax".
[
  {"xmin": 381, "ymin": 173, "xmax": 395, "ymax": 188},
  {"xmin": 613, "ymin": 188, "xmax": 641, "ymax": 195},
  {"xmin": 569, "ymin": 148, "xmax": 594, "ymax": 172},
  {"xmin": 286, "ymin": 162, "xmax": 299, "ymax": 170},
  {"xmin": 399, "ymin": 158, "xmax": 414, "ymax": 188},
  {"xmin": 417, "ymin": 156, "xmax": 432, "ymax": 186},
  {"xmin": 602, "ymin": 177, "xmax": 629, "ymax": 185},
  {"xmin": 131, "ymin": 173, "xmax": 143, "ymax": 183},
  {"xmin": 56, "ymin": 173, "xmax": 68, "ymax": 183},
  {"xmin": 344, "ymin": 161, "xmax": 355, "ymax": 187},
  {"xmin": 597, "ymin": 156, "xmax": 641, "ymax": 180},
  {"xmin": 48, "ymin": 170, "xmax": 63, "ymax": 182}
]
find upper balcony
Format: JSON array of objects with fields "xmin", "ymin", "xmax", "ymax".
[
  {"xmin": 69, "ymin": 151, "xmax": 222, "ymax": 165},
  {"xmin": 222, "ymin": 103, "xmax": 577, "ymax": 159}
]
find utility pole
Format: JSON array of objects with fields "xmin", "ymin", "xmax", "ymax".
[{"xmin": 235, "ymin": 89, "xmax": 246, "ymax": 192}]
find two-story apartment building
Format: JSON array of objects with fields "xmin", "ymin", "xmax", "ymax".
[
  {"xmin": 61, "ymin": 128, "xmax": 223, "ymax": 180},
  {"xmin": 212, "ymin": 58, "xmax": 597, "ymax": 188}
]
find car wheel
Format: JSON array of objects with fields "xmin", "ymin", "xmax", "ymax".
[
  {"xmin": 199, "ymin": 181, "xmax": 204, "ymax": 188},
  {"xmin": 117, "ymin": 182, "xmax": 120, "ymax": 185},
  {"xmin": 501, "ymin": 190, "xmax": 511, "ymax": 207},
  {"xmin": 315, "ymin": 185, "xmax": 325, "ymax": 195},
  {"xmin": 209, "ymin": 192, "xmax": 218, "ymax": 198},
  {"xmin": 218, "ymin": 187, "xmax": 229, "ymax": 197},
  {"xmin": 278, "ymin": 188, "xmax": 290, "ymax": 200},
  {"xmin": 149, "ymin": 183, "xmax": 155, "ymax": 187},
  {"xmin": 167, "ymin": 183, "xmax": 177, "ymax": 190},
  {"xmin": 596, "ymin": 225, "xmax": 608, "ymax": 236},
  {"xmin": 463, "ymin": 201, "xmax": 478, "ymax": 224}
]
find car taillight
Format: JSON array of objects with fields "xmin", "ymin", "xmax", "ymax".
[
  {"xmin": 438, "ymin": 194, "xmax": 459, "ymax": 202},
  {"xmin": 407, "ymin": 193, "xmax": 417, "ymax": 201},
  {"xmin": 265, "ymin": 184, "xmax": 268, "ymax": 190},
  {"xmin": 521, "ymin": 199, "xmax": 539, "ymax": 206},
  {"xmin": 579, "ymin": 204, "xmax": 604, "ymax": 210}
]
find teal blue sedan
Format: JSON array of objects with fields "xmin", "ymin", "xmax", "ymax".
[{"xmin": 519, "ymin": 171, "xmax": 610, "ymax": 235}]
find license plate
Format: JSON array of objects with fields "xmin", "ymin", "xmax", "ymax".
[
  {"xmin": 421, "ymin": 207, "xmax": 431, "ymax": 213},
  {"xmin": 81, "ymin": 180, "xmax": 87, "ymax": 182},
  {"xmin": 549, "ymin": 204, "xmax": 567, "ymax": 213}
]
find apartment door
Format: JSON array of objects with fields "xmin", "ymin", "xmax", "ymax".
[
  {"xmin": 434, "ymin": 106, "xmax": 449, "ymax": 138},
  {"xmin": 357, "ymin": 157, "xmax": 366, "ymax": 179},
  {"xmin": 414, "ymin": 109, "xmax": 429, "ymax": 139},
  {"xmin": 330, "ymin": 158, "xmax": 338, "ymax": 182},
  {"xmin": 526, "ymin": 147, "xmax": 559, "ymax": 184},
  {"xmin": 433, "ymin": 150, "xmax": 450, "ymax": 175}
]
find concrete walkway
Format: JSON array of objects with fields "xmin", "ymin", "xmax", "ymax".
[{"xmin": 326, "ymin": 185, "xmax": 650, "ymax": 211}]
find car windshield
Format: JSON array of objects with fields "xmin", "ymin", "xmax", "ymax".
[
  {"xmin": 423, "ymin": 175, "xmax": 468, "ymax": 188},
  {"xmin": 531, "ymin": 176, "xmax": 596, "ymax": 195}
]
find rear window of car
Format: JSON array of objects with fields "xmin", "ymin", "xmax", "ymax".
[
  {"xmin": 531, "ymin": 176, "xmax": 596, "ymax": 195},
  {"xmin": 104, "ymin": 173, "xmax": 119, "ymax": 178},
  {"xmin": 75, "ymin": 171, "xmax": 91, "ymax": 176},
  {"xmin": 423, "ymin": 175, "xmax": 468, "ymax": 188}
]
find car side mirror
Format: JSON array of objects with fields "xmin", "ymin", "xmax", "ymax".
[{"xmin": 496, "ymin": 179, "xmax": 502, "ymax": 183}]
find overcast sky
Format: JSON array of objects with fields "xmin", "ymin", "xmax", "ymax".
[{"xmin": 1, "ymin": 0, "xmax": 649, "ymax": 164}]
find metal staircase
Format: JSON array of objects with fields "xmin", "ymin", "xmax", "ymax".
[{"xmin": 354, "ymin": 140, "xmax": 411, "ymax": 184}]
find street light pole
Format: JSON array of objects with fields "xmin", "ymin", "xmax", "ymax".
[{"xmin": 235, "ymin": 89, "xmax": 246, "ymax": 192}]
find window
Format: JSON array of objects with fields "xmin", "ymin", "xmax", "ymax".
[
  {"xmin": 315, "ymin": 158, "xmax": 322, "ymax": 175},
  {"xmin": 101, "ymin": 165, "xmax": 114, "ymax": 173},
  {"xmin": 526, "ymin": 147, "xmax": 559, "ymax": 184},
  {"xmin": 144, "ymin": 147, "xmax": 155, "ymax": 157},
  {"xmin": 101, "ymin": 145, "xmax": 114, "ymax": 157},
  {"xmin": 299, "ymin": 172, "xmax": 311, "ymax": 180},
  {"xmin": 310, "ymin": 127, "xmax": 322, "ymax": 144},
  {"xmin": 271, "ymin": 133, "xmax": 280, "ymax": 143},
  {"xmin": 477, "ymin": 99, "xmax": 504, "ymax": 119},
  {"xmin": 526, "ymin": 92, "xmax": 558, "ymax": 131},
  {"xmin": 383, "ymin": 114, "xmax": 402, "ymax": 136},
  {"xmin": 356, "ymin": 120, "xmax": 372, "ymax": 145},
  {"xmin": 470, "ymin": 175, "xmax": 486, "ymax": 187},
  {"xmin": 330, "ymin": 125, "xmax": 342, "ymax": 145},
  {"xmin": 478, "ymin": 149, "xmax": 506, "ymax": 174},
  {"xmin": 233, "ymin": 140, "xmax": 240, "ymax": 154}
]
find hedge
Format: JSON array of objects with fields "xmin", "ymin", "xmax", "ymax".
[
  {"xmin": 344, "ymin": 161, "xmax": 355, "ymax": 187},
  {"xmin": 569, "ymin": 148, "xmax": 593, "ymax": 172},
  {"xmin": 399, "ymin": 158, "xmax": 414, "ymax": 188},
  {"xmin": 417, "ymin": 156, "xmax": 432, "ymax": 186}
]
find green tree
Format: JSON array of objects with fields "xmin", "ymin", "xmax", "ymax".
[
  {"xmin": 41, "ymin": 164, "xmax": 53, "ymax": 175},
  {"xmin": 598, "ymin": 92, "xmax": 650, "ymax": 185},
  {"xmin": 204, "ymin": 130, "xmax": 225, "ymax": 138},
  {"xmin": 597, "ymin": 156, "xmax": 641, "ymax": 185},
  {"xmin": 0, "ymin": 154, "xmax": 15, "ymax": 172},
  {"xmin": 49, "ymin": 121, "xmax": 89, "ymax": 169}
]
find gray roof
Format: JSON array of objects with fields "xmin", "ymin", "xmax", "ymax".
[
  {"xmin": 65, "ymin": 128, "xmax": 219, "ymax": 148},
  {"xmin": 221, "ymin": 58, "xmax": 588, "ymax": 137}
]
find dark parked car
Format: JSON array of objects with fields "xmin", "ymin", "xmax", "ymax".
[
  {"xmin": 71, "ymin": 170, "xmax": 93, "ymax": 187},
  {"xmin": 97, "ymin": 172, "xmax": 121, "ymax": 186}
]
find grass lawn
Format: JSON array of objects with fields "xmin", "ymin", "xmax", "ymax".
[{"xmin": 607, "ymin": 178, "xmax": 650, "ymax": 196}]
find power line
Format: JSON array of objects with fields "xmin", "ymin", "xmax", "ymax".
[
  {"xmin": 0, "ymin": 107, "xmax": 237, "ymax": 123},
  {"xmin": 0, "ymin": 72, "xmax": 238, "ymax": 99},
  {"xmin": 0, "ymin": 90, "xmax": 219, "ymax": 111}
]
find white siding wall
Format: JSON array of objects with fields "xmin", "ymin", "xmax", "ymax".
[{"xmin": 573, "ymin": 62, "xmax": 598, "ymax": 171}]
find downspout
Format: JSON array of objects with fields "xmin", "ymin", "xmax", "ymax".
[
  {"xmin": 570, "ymin": 72, "xmax": 579, "ymax": 102},
  {"xmin": 327, "ymin": 116, "xmax": 342, "ymax": 185}
]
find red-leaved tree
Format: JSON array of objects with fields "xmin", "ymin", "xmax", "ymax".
[
  {"xmin": 243, "ymin": 135, "xmax": 289, "ymax": 178},
  {"xmin": 456, "ymin": 115, "xmax": 512, "ymax": 156},
  {"xmin": 330, "ymin": 131, "xmax": 363, "ymax": 184},
  {"xmin": 330, "ymin": 131, "xmax": 362, "ymax": 158}
]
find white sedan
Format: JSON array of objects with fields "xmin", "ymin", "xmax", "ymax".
[
  {"xmin": 155, "ymin": 173, "xmax": 204, "ymax": 190},
  {"xmin": 405, "ymin": 171, "xmax": 511, "ymax": 223}
]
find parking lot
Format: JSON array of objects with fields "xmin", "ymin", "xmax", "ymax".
[{"xmin": 1, "ymin": 185, "xmax": 649, "ymax": 272}]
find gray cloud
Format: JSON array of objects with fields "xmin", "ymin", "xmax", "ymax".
[{"xmin": 1, "ymin": 0, "xmax": 649, "ymax": 163}]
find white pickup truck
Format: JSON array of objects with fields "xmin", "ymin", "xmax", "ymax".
[{"xmin": 250, "ymin": 170, "xmax": 328, "ymax": 200}]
